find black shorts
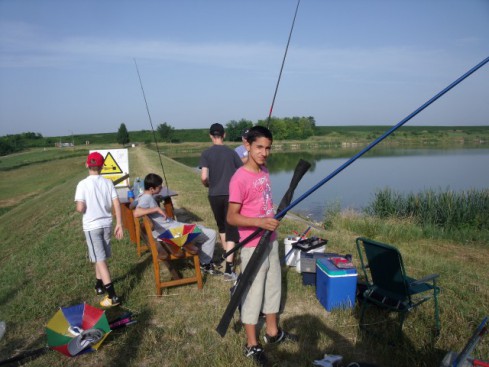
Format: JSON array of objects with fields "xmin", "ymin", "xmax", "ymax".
[{"xmin": 208, "ymin": 195, "xmax": 240, "ymax": 243}]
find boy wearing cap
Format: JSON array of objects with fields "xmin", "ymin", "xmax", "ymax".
[
  {"xmin": 75, "ymin": 152, "xmax": 123, "ymax": 307},
  {"xmin": 200, "ymin": 123, "xmax": 243, "ymax": 281}
]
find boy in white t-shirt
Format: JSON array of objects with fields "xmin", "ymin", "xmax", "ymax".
[{"xmin": 75, "ymin": 152, "xmax": 123, "ymax": 307}]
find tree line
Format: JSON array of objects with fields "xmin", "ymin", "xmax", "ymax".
[
  {"xmin": 221, "ymin": 116, "xmax": 316, "ymax": 141},
  {"xmin": 5, "ymin": 118, "xmax": 485, "ymax": 156},
  {"xmin": 0, "ymin": 132, "xmax": 44, "ymax": 156},
  {"xmin": 117, "ymin": 116, "xmax": 316, "ymax": 146}
]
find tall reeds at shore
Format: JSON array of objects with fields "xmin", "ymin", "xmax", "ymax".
[{"xmin": 365, "ymin": 188, "xmax": 489, "ymax": 233}]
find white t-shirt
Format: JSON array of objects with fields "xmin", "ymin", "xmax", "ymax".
[
  {"xmin": 234, "ymin": 144, "xmax": 248, "ymax": 160},
  {"xmin": 74, "ymin": 175, "xmax": 118, "ymax": 231}
]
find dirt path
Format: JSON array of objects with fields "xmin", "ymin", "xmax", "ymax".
[{"xmin": 130, "ymin": 146, "xmax": 155, "ymax": 178}]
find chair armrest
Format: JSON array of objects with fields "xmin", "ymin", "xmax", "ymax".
[{"xmin": 410, "ymin": 273, "xmax": 439, "ymax": 286}]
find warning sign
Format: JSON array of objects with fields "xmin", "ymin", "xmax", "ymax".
[
  {"xmin": 90, "ymin": 149, "xmax": 129, "ymax": 187},
  {"xmin": 101, "ymin": 152, "xmax": 123, "ymax": 174}
]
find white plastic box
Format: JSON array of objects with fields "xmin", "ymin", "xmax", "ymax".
[
  {"xmin": 284, "ymin": 236, "xmax": 326, "ymax": 272},
  {"xmin": 284, "ymin": 236, "xmax": 301, "ymax": 267}
]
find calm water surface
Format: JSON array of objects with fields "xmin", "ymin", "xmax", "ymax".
[{"xmin": 172, "ymin": 147, "xmax": 489, "ymax": 222}]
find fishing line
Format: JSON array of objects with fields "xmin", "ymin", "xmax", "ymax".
[
  {"xmin": 266, "ymin": 0, "xmax": 301, "ymax": 129},
  {"xmin": 133, "ymin": 58, "xmax": 170, "ymax": 189}
]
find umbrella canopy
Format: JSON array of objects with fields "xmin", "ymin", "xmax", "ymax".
[
  {"xmin": 45, "ymin": 303, "xmax": 111, "ymax": 356},
  {"xmin": 157, "ymin": 224, "xmax": 202, "ymax": 247}
]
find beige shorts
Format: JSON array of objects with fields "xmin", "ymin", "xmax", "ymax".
[{"xmin": 240, "ymin": 240, "xmax": 281, "ymax": 325}]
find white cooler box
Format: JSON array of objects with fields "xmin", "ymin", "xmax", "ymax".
[{"xmin": 284, "ymin": 236, "xmax": 327, "ymax": 273}]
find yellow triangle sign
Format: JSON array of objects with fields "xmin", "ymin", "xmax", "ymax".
[{"xmin": 101, "ymin": 152, "xmax": 123, "ymax": 174}]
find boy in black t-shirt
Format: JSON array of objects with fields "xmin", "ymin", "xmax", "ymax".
[{"xmin": 199, "ymin": 123, "xmax": 243, "ymax": 281}]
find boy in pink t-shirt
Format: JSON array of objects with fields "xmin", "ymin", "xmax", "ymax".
[{"xmin": 228, "ymin": 126, "xmax": 298, "ymax": 366}]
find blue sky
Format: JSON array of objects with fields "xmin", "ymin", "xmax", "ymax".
[{"xmin": 0, "ymin": 0, "xmax": 488, "ymax": 137}]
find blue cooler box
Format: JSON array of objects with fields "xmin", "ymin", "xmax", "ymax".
[{"xmin": 316, "ymin": 257, "xmax": 357, "ymax": 311}]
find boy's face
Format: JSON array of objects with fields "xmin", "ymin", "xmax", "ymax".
[
  {"xmin": 149, "ymin": 185, "xmax": 162, "ymax": 194},
  {"xmin": 245, "ymin": 137, "xmax": 272, "ymax": 166}
]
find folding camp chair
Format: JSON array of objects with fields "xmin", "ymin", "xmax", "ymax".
[{"xmin": 356, "ymin": 237, "xmax": 441, "ymax": 339}]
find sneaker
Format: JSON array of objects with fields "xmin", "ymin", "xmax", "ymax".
[
  {"xmin": 223, "ymin": 272, "xmax": 238, "ymax": 282},
  {"xmin": 244, "ymin": 344, "xmax": 267, "ymax": 366},
  {"xmin": 100, "ymin": 295, "xmax": 121, "ymax": 308},
  {"xmin": 95, "ymin": 286, "xmax": 105, "ymax": 295},
  {"xmin": 200, "ymin": 263, "xmax": 223, "ymax": 275},
  {"xmin": 263, "ymin": 328, "xmax": 298, "ymax": 345}
]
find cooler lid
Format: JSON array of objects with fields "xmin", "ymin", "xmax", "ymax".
[{"xmin": 317, "ymin": 257, "xmax": 357, "ymax": 277}]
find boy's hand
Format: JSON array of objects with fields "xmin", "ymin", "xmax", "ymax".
[
  {"xmin": 260, "ymin": 218, "xmax": 280, "ymax": 232},
  {"xmin": 157, "ymin": 207, "xmax": 167, "ymax": 219},
  {"xmin": 114, "ymin": 224, "xmax": 124, "ymax": 240}
]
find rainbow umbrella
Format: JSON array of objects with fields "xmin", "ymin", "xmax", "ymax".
[
  {"xmin": 45, "ymin": 303, "xmax": 111, "ymax": 356},
  {"xmin": 157, "ymin": 224, "xmax": 202, "ymax": 247}
]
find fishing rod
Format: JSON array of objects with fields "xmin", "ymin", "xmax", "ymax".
[
  {"xmin": 272, "ymin": 56, "xmax": 489, "ymax": 220},
  {"xmin": 133, "ymin": 58, "xmax": 170, "ymax": 190},
  {"xmin": 266, "ymin": 0, "xmax": 301, "ymax": 129},
  {"xmin": 221, "ymin": 55, "xmax": 489, "ymax": 260}
]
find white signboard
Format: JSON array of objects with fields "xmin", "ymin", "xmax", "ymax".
[{"xmin": 90, "ymin": 149, "xmax": 129, "ymax": 187}]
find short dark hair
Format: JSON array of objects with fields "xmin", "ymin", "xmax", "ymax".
[
  {"xmin": 144, "ymin": 173, "xmax": 163, "ymax": 190},
  {"xmin": 246, "ymin": 125, "xmax": 273, "ymax": 144},
  {"xmin": 209, "ymin": 123, "xmax": 224, "ymax": 137}
]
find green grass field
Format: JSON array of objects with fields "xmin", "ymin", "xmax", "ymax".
[{"xmin": 0, "ymin": 146, "xmax": 487, "ymax": 366}]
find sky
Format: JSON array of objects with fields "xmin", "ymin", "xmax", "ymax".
[{"xmin": 0, "ymin": 0, "xmax": 488, "ymax": 137}]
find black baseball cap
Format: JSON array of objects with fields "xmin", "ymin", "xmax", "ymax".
[{"xmin": 209, "ymin": 123, "xmax": 224, "ymax": 137}]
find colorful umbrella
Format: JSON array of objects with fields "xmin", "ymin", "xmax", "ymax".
[
  {"xmin": 157, "ymin": 224, "xmax": 202, "ymax": 247},
  {"xmin": 45, "ymin": 303, "xmax": 111, "ymax": 356}
]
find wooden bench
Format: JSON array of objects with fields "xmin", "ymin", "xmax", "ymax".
[
  {"xmin": 132, "ymin": 210, "xmax": 151, "ymax": 257},
  {"xmin": 133, "ymin": 214, "xmax": 203, "ymax": 295}
]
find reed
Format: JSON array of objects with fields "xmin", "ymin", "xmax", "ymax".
[{"xmin": 365, "ymin": 187, "xmax": 489, "ymax": 234}]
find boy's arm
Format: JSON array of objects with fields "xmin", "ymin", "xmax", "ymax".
[
  {"xmin": 75, "ymin": 200, "xmax": 86, "ymax": 213},
  {"xmin": 133, "ymin": 205, "xmax": 167, "ymax": 219},
  {"xmin": 200, "ymin": 167, "xmax": 209, "ymax": 187},
  {"xmin": 112, "ymin": 197, "xmax": 124, "ymax": 240},
  {"xmin": 227, "ymin": 202, "xmax": 279, "ymax": 232}
]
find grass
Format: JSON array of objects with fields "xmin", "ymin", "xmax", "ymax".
[
  {"xmin": 0, "ymin": 146, "xmax": 488, "ymax": 366},
  {"xmin": 0, "ymin": 147, "xmax": 87, "ymax": 171}
]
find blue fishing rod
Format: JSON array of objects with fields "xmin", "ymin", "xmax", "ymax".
[
  {"xmin": 221, "ymin": 56, "xmax": 489, "ymax": 261},
  {"xmin": 274, "ymin": 56, "xmax": 489, "ymax": 220},
  {"xmin": 217, "ymin": 56, "xmax": 489, "ymax": 336}
]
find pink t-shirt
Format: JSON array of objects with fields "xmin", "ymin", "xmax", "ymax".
[{"xmin": 229, "ymin": 166, "xmax": 277, "ymax": 248}]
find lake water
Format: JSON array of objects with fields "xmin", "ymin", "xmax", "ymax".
[{"xmin": 172, "ymin": 147, "xmax": 489, "ymax": 222}]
